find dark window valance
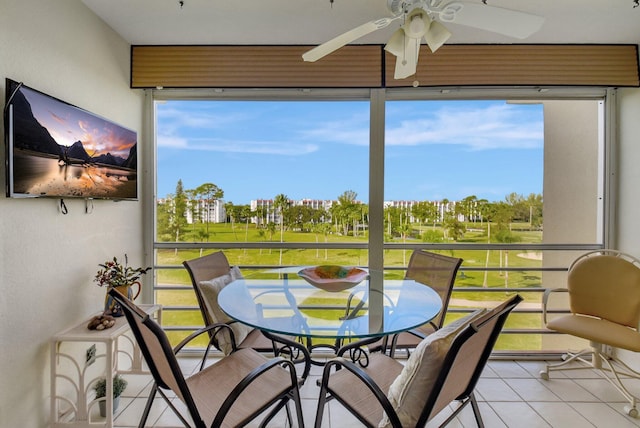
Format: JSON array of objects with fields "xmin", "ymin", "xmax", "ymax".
[{"xmin": 131, "ymin": 44, "xmax": 639, "ymax": 89}]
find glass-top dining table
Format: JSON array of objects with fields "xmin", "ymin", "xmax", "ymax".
[{"xmin": 217, "ymin": 275, "xmax": 442, "ymax": 355}]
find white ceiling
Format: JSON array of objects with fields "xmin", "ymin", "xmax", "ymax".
[{"xmin": 82, "ymin": 0, "xmax": 640, "ymax": 47}]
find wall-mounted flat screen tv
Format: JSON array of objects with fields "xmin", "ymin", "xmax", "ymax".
[{"xmin": 4, "ymin": 78, "xmax": 138, "ymax": 200}]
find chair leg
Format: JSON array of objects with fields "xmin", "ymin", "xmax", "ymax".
[
  {"xmin": 540, "ymin": 343, "xmax": 640, "ymax": 418},
  {"xmin": 597, "ymin": 353, "xmax": 640, "ymax": 418},
  {"xmin": 314, "ymin": 383, "xmax": 330, "ymax": 428},
  {"xmin": 138, "ymin": 383, "xmax": 157, "ymax": 428},
  {"xmin": 539, "ymin": 347, "xmax": 596, "ymax": 380},
  {"xmin": 469, "ymin": 392, "xmax": 485, "ymax": 428},
  {"xmin": 291, "ymin": 387, "xmax": 305, "ymax": 428},
  {"xmin": 437, "ymin": 393, "xmax": 484, "ymax": 428}
]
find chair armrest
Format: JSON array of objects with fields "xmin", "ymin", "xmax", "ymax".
[
  {"xmin": 336, "ymin": 335, "xmax": 387, "ymax": 367},
  {"xmin": 542, "ymin": 288, "xmax": 569, "ymax": 324},
  {"xmin": 213, "ymin": 357, "xmax": 299, "ymax": 427},
  {"xmin": 262, "ymin": 330, "xmax": 312, "ymax": 384},
  {"xmin": 173, "ymin": 323, "xmax": 238, "ymax": 355},
  {"xmin": 320, "ymin": 358, "xmax": 403, "ymax": 428}
]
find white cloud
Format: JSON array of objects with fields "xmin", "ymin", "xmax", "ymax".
[
  {"xmin": 157, "ymin": 135, "xmax": 188, "ymax": 148},
  {"xmin": 158, "ymin": 101, "xmax": 543, "ymax": 155},
  {"xmin": 157, "ymin": 135, "xmax": 318, "ymax": 156},
  {"xmin": 386, "ymin": 103, "xmax": 543, "ymax": 150}
]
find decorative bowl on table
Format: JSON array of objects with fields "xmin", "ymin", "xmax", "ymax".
[{"xmin": 297, "ymin": 265, "xmax": 368, "ymax": 292}]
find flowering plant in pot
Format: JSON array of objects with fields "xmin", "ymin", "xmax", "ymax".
[
  {"xmin": 94, "ymin": 254, "xmax": 151, "ymax": 288},
  {"xmin": 95, "ymin": 254, "xmax": 151, "ymax": 316},
  {"xmin": 94, "ymin": 374, "xmax": 128, "ymax": 416}
]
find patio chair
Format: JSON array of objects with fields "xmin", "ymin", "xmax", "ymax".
[
  {"xmin": 183, "ymin": 251, "xmax": 310, "ymax": 381},
  {"xmin": 108, "ymin": 288, "xmax": 305, "ymax": 428},
  {"xmin": 386, "ymin": 250, "xmax": 463, "ymax": 357},
  {"xmin": 540, "ymin": 249, "xmax": 640, "ymax": 417},
  {"xmin": 315, "ymin": 294, "xmax": 522, "ymax": 428}
]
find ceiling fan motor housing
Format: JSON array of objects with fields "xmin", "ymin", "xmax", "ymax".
[{"xmin": 387, "ymin": 0, "xmax": 439, "ymax": 16}]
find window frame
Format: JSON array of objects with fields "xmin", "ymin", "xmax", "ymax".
[{"xmin": 143, "ymin": 86, "xmax": 615, "ymax": 355}]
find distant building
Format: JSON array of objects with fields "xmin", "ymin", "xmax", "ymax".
[
  {"xmin": 167, "ymin": 195, "xmax": 470, "ymax": 225},
  {"xmin": 250, "ymin": 198, "xmax": 335, "ymax": 225},
  {"xmin": 185, "ymin": 199, "xmax": 226, "ymax": 224}
]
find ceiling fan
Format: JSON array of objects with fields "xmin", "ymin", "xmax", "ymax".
[{"xmin": 302, "ymin": 0, "xmax": 545, "ymax": 80}]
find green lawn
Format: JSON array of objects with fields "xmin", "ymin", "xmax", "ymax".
[{"xmin": 157, "ymin": 222, "xmax": 546, "ymax": 350}]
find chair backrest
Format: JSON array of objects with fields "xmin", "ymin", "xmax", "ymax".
[
  {"xmin": 568, "ymin": 250, "xmax": 640, "ymax": 328},
  {"xmin": 183, "ymin": 251, "xmax": 232, "ymax": 326},
  {"xmin": 418, "ymin": 294, "xmax": 522, "ymax": 426},
  {"xmin": 404, "ymin": 250, "xmax": 463, "ymax": 329},
  {"xmin": 108, "ymin": 288, "xmax": 202, "ymax": 420}
]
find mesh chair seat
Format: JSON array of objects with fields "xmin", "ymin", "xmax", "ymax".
[
  {"xmin": 109, "ymin": 288, "xmax": 305, "ymax": 428},
  {"xmin": 315, "ymin": 295, "xmax": 522, "ymax": 428},
  {"xmin": 388, "ymin": 250, "xmax": 463, "ymax": 356},
  {"xmin": 187, "ymin": 348, "xmax": 294, "ymax": 427},
  {"xmin": 324, "ymin": 353, "xmax": 404, "ymax": 426},
  {"xmin": 183, "ymin": 251, "xmax": 311, "ymax": 382}
]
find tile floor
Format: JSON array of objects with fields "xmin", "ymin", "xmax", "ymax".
[{"xmin": 110, "ymin": 356, "xmax": 640, "ymax": 428}]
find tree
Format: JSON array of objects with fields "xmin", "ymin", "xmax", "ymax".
[
  {"xmin": 239, "ymin": 204, "xmax": 253, "ymax": 253},
  {"xmin": 184, "ymin": 189, "xmax": 200, "ymax": 229},
  {"xmin": 254, "ymin": 205, "xmax": 266, "ymax": 228},
  {"xmin": 225, "ymin": 202, "xmax": 244, "ymax": 240},
  {"xmin": 460, "ymin": 195, "xmax": 478, "ymax": 222},
  {"xmin": 318, "ymin": 222, "xmax": 332, "ymax": 260},
  {"xmin": 443, "ymin": 213, "xmax": 466, "ymax": 241},
  {"xmin": 266, "ymin": 222, "xmax": 277, "ymax": 254},
  {"xmin": 526, "ymin": 193, "xmax": 543, "ymax": 228},
  {"xmin": 411, "ymin": 201, "xmax": 437, "ymax": 227},
  {"xmin": 289, "ymin": 205, "xmax": 315, "ymax": 232},
  {"xmin": 399, "ymin": 222, "xmax": 411, "ymax": 264},
  {"xmin": 165, "ymin": 180, "xmax": 189, "ymax": 254},
  {"xmin": 476, "ymin": 198, "xmax": 490, "ymax": 225},
  {"xmin": 273, "ymin": 194, "xmax": 290, "ymax": 265},
  {"xmin": 195, "ymin": 182, "xmax": 224, "ymax": 236},
  {"xmin": 156, "ymin": 197, "xmax": 173, "ymax": 242},
  {"xmin": 331, "ymin": 190, "xmax": 359, "ymax": 236}
]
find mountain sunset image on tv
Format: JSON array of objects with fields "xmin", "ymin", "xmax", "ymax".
[{"xmin": 4, "ymin": 78, "xmax": 138, "ymax": 200}]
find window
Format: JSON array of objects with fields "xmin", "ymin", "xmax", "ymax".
[{"xmin": 151, "ymin": 88, "xmax": 609, "ymax": 353}]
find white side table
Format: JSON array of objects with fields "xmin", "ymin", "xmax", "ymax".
[{"xmin": 50, "ymin": 304, "xmax": 161, "ymax": 427}]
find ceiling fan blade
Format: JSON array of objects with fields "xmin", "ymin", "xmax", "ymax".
[
  {"xmin": 393, "ymin": 36, "xmax": 420, "ymax": 80},
  {"xmin": 424, "ymin": 20, "xmax": 451, "ymax": 53},
  {"xmin": 303, "ymin": 16, "xmax": 399, "ymax": 62},
  {"xmin": 440, "ymin": 2, "xmax": 544, "ymax": 39},
  {"xmin": 384, "ymin": 28, "xmax": 405, "ymax": 57}
]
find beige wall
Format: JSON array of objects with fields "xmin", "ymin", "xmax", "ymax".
[
  {"xmin": 617, "ymin": 88, "xmax": 640, "ymax": 255},
  {"xmin": 0, "ymin": 1, "xmax": 144, "ymax": 426},
  {"xmin": 540, "ymin": 100, "xmax": 601, "ymax": 351},
  {"xmin": 615, "ymin": 87, "xmax": 640, "ymax": 368}
]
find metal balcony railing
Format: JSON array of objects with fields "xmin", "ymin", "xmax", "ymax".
[{"xmin": 152, "ymin": 241, "xmax": 603, "ymax": 357}]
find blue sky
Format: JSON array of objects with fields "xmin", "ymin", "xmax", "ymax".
[{"xmin": 156, "ymin": 99, "xmax": 543, "ymax": 204}]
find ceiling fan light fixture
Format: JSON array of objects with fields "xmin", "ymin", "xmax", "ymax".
[
  {"xmin": 424, "ymin": 20, "xmax": 451, "ymax": 52},
  {"xmin": 404, "ymin": 8, "xmax": 430, "ymax": 38}
]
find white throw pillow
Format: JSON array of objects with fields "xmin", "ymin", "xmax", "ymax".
[
  {"xmin": 379, "ymin": 309, "xmax": 487, "ymax": 428},
  {"xmin": 198, "ymin": 266, "xmax": 252, "ymax": 355}
]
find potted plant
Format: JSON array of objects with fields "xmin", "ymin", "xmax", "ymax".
[
  {"xmin": 94, "ymin": 374, "xmax": 128, "ymax": 417},
  {"xmin": 95, "ymin": 254, "xmax": 151, "ymax": 317}
]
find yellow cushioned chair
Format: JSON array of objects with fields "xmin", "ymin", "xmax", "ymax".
[{"xmin": 540, "ymin": 249, "xmax": 640, "ymax": 417}]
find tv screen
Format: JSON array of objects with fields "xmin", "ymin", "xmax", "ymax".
[{"xmin": 4, "ymin": 78, "xmax": 138, "ymax": 200}]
